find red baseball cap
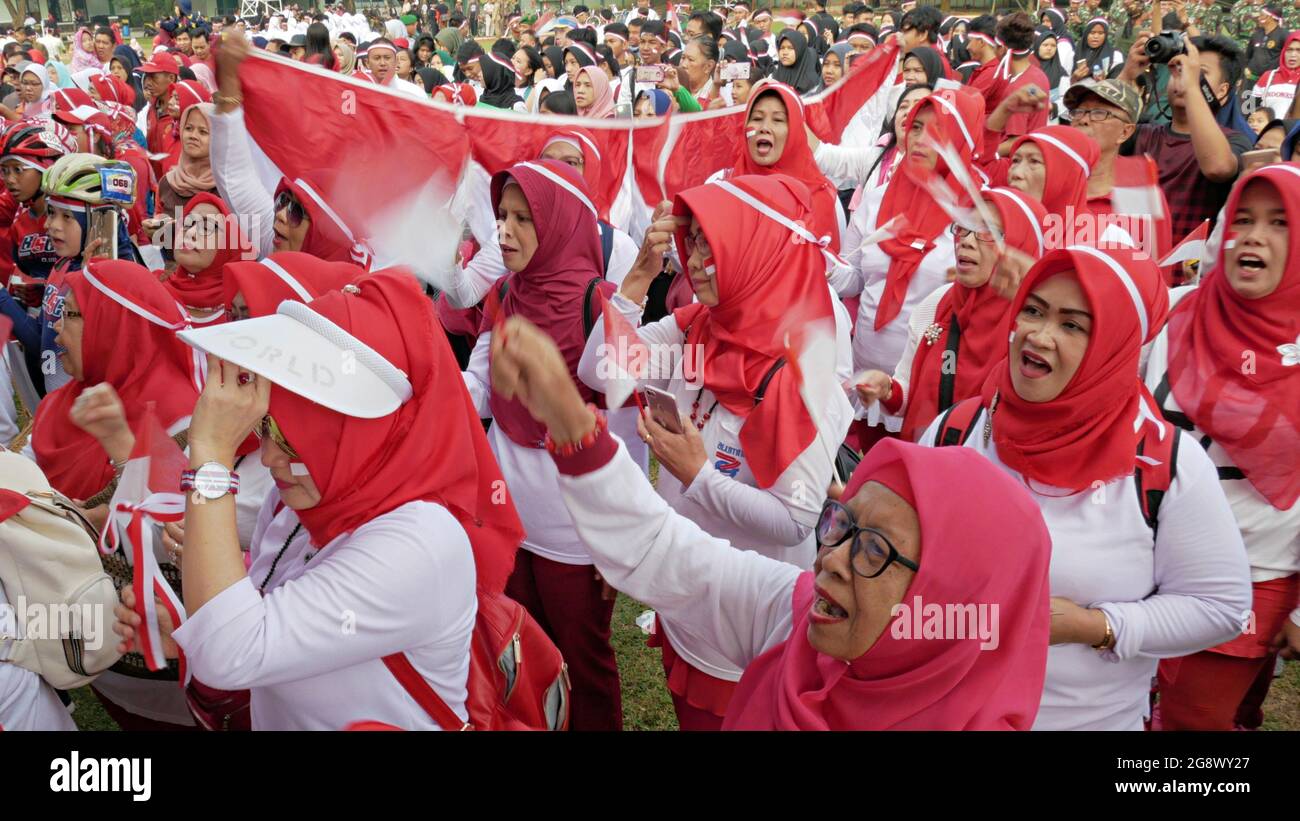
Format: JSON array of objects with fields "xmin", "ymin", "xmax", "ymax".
[{"xmin": 138, "ymin": 51, "xmax": 181, "ymax": 75}]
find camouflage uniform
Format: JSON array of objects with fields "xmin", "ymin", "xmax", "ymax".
[
  {"xmin": 1284, "ymin": 0, "xmax": 1300, "ymax": 30},
  {"xmin": 1231, "ymin": 0, "xmax": 1265, "ymax": 39},
  {"xmin": 1187, "ymin": 1, "xmax": 1230, "ymax": 36}
]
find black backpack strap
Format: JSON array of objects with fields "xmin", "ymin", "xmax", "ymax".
[
  {"xmin": 598, "ymin": 220, "xmax": 614, "ymax": 276},
  {"xmin": 932, "ymin": 397, "xmax": 983, "ymax": 448},
  {"xmin": 936, "ymin": 314, "xmax": 961, "ymax": 414},
  {"xmin": 582, "ymin": 277, "xmax": 602, "ymax": 339},
  {"xmin": 1134, "ymin": 423, "xmax": 1181, "ymax": 537},
  {"xmin": 754, "ymin": 358, "xmax": 786, "ymax": 404}
]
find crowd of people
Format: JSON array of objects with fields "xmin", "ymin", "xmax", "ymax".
[{"xmin": 0, "ymin": 0, "xmax": 1296, "ymax": 733}]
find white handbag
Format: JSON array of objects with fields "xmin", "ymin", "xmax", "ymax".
[{"xmin": 0, "ymin": 450, "xmax": 123, "ymax": 690}]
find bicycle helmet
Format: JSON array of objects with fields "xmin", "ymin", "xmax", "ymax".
[
  {"xmin": 42, "ymin": 152, "xmax": 134, "ymax": 209},
  {"xmin": 0, "ymin": 120, "xmax": 76, "ymax": 172}
]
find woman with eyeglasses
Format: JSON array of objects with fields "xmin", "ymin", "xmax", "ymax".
[
  {"xmin": 28, "ymin": 259, "xmax": 203, "ymax": 730},
  {"xmin": 112, "ymin": 270, "xmax": 525, "ymax": 731},
  {"xmin": 494, "ymin": 319, "xmax": 1054, "ymax": 729},
  {"xmin": 1142, "ymin": 166, "xmax": 1300, "ymax": 730},
  {"xmin": 916, "ymin": 245, "xmax": 1251, "ymax": 730},
  {"xmin": 833, "ymin": 88, "xmax": 982, "ymax": 445},
  {"xmin": 159, "ymin": 193, "xmax": 252, "ymax": 325},
  {"xmin": 0, "ymin": 63, "xmax": 53, "ymax": 119},
  {"xmin": 576, "ymin": 174, "xmax": 854, "ymax": 730},
  {"xmin": 852, "ymin": 188, "xmax": 1047, "ymax": 443}
]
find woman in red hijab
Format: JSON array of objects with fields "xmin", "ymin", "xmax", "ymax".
[
  {"xmin": 460, "ymin": 158, "xmax": 622, "ymax": 731},
  {"xmin": 32, "ymin": 260, "xmax": 198, "ymax": 507},
  {"xmin": 123, "ymin": 269, "xmax": 525, "ymax": 730},
  {"xmin": 915, "ymin": 245, "xmax": 1252, "ymax": 729},
  {"xmin": 730, "ymin": 80, "xmax": 842, "ymax": 254},
  {"xmin": 835, "ymin": 86, "xmax": 984, "ymax": 439},
  {"xmin": 1144, "ymin": 164, "xmax": 1300, "ymax": 729},
  {"xmin": 997, "ymin": 125, "xmax": 1098, "ymax": 224},
  {"xmin": 482, "ymin": 330, "xmax": 1058, "ymax": 729},
  {"xmin": 161, "ymin": 193, "xmax": 252, "ymax": 324},
  {"xmin": 854, "ymin": 187, "xmax": 1048, "ymax": 443},
  {"xmin": 269, "ymin": 174, "xmax": 374, "ymax": 266},
  {"xmin": 578, "ymin": 173, "xmax": 855, "ymax": 730}
]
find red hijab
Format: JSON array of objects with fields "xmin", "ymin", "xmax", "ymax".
[
  {"xmin": 732, "ymin": 81, "xmax": 841, "ymax": 253},
  {"xmin": 981, "ymin": 246, "xmax": 1170, "ymax": 492},
  {"xmin": 486, "ymin": 159, "xmax": 615, "ymax": 448},
  {"xmin": 724, "ymin": 439, "xmax": 1052, "ymax": 730},
  {"xmin": 267, "ymin": 271, "xmax": 525, "ymax": 591},
  {"xmin": 540, "ymin": 127, "xmax": 610, "ymax": 221},
  {"xmin": 1166, "ymin": 165, "xmax": 1300, "ymax": 508},
  {"xmin": 162, "ymin": 193, "xmax": 250, "ymax": 311},
  {"xmin": 875, "ymin": 86, "xmax": 985, "ymax": 330},
  {"xmin": 671, "ymin": 174, "xmax": 834, "ymax": 489},
  {"xmin": 1272, "ymin": 31, "xmax": 1300, "ymax": 84},
  {"xmin": 1006, "ymin": 126, "xmax": 1098, "ymax": 219},
  {"xmin": 901, "ymin": 188, "xmax": 1048, "ymax": 442},
  {"xmin": 32, "ymin": 261, "xmax": 199, "ymax": 500},
  {"xmin": 91, "ymin": 73, "xmax": 137, "ymax": 107},
  {"xmin": 274, "ymin": 173, "xmax": 374, "ymax": 267},
  {"xmin": 221, "ymin": 251, "xmax": 364, "ymax": 317}
]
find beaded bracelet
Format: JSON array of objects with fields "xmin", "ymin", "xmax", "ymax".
[{"xmin": 543, "ymin": 404, "xmax": 607, "ymax": 457}]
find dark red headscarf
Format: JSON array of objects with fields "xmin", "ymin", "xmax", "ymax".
[
  {"xmin": 485, "ymin": 159, "xmax": 615, "ymax": 448},
  {"xmin": 875, "ymin": 86, "xmax": 985, "ymax": 330},
  {"xmin": 267, "ymin": 271, "xmax": 525, "ymax": 592},
  {"xmin": 724, "ymin": 439, "xmax": 1052, "ymax": 730},
  {"xmin": 981, "ymin": 245, "xmax": 1170, "ymax": 492},
  {"xmin": 32, "ymin": 261, "xmax": 200, "ymax": 500},
  {"xmin": 671, "ymin": 174, "xmax": 835, "ymax": 489},
  {"xmin": 1165, "ymin": 165, "xmax": 1300, "ymax": 508},
  {"xmin": 901, "ymin": 188, "xmax": 1048, "ymax": 442}
]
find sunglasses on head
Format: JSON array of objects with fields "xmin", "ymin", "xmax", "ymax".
[{"xmin": 274, "ymin": 190, "xmax": 307, "ymax": 228}]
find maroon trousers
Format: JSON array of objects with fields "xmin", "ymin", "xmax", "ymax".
[{"xmin": 506, "ymin": 549, "xmax": 622, "ymax": 731}]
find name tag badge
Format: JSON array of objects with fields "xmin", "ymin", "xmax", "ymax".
[{"xmin": 99, "ymin": 166, "xmax": 136, "ymax": 205}]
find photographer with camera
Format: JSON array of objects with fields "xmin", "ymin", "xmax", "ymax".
[{"xmin": 1120, "ymin": 31, "xmax": 1252, "ymax": 241}]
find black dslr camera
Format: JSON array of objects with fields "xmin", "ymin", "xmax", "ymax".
[{"xmin": 1145, "ymin": 30, "xmax": 1188, "ymax": 64}]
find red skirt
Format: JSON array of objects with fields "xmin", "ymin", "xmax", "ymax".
[
  {"xmin": 1211, "ymin": 574, "xmax": 1299, "ymax": 659},
  {"xmin": 647, "ymin": 616, "xmax": 737, "ymax": 720}
]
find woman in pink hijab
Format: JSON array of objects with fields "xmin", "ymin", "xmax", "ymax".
[
  {"xmin": 572, "ymin": 64, "xmax": 614, "ymax": 119},
  {"xmin": 486, "ymin": 323, "xmax": 1055, "ymax": 729}
]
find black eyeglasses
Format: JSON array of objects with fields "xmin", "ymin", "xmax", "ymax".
[
  {"xmin": 274, "ymin": 190, "xmax": 307, "ymax": 228},
  {"xmin": 815, "ymin": 500, "xmax": 919, "ymax": 579},
  {"xmin": 1068, "ymin": 108, "xmax": 1130, "ymax": 124}
]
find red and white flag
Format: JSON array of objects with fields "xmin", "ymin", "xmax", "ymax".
[
  {"xmin": 1111, "ymin": 156, "xmax": 1167, "ymax": 221},
  {"xmin": 601, "ymin": 298, "xmax": 650, "ymax": 409},
  {"xmin": 1158, "ymin": 219, "xmax": 1211, "ymax": 267},
  {"xmin": 99, "ymin": 404, "xmax": 189, "ymax": 678}
]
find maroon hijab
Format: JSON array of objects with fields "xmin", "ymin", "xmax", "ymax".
[{"xmin": 484, "ymin": 159, "xmax": 614, "ymax": 447}]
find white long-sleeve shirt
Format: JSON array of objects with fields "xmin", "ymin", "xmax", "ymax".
[
  {"xmin": 835, "ymin": 184, "xmax": 956, "ymax": 411},
  {"xmin": 171, "ymin": 497, "xmax": 475, "ymax": 730},
  {"xmin": 919, "ymin": 407, "xmax": 1253, "ymax": 731},
  {"xmin": 463, "ymin": 329, "xmax": 649, "ymax": 564},
  {"xmin": 575, "ymin": 291, "xmax": 851, "ymax": 680},
  {"xmin": 210, "ymin": 107, "xmax": 279, "ymax": 260},
  {"xmin": 558, "ymin": 436, "xmax": 800, "ymax": 675},
  {"xmin": 1143, "ymin": 287, "xmax": 1300, "ymax": 584}
]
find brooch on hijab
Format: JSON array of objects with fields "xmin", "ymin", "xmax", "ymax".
[
  {"xmin": 983, "ymin": 390, "xmax": 1000, "ymax": 447},
  {"xmin": 342, "ymin": 284, "xmax": 361, "ymax": 294},
  {"xmin": 923, "ymin": 323, "xmax": 943, "ymax": 346}
]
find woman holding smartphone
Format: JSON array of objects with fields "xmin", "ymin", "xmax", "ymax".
[{"xmin": 577, "ymin": 174, "xmax": 853, "ymax": 730}]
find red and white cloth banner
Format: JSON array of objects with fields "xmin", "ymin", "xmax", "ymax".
[
  {"xmin": 236, "ymin": 42, "xmax": 897, "ymax": 245},
  {"xmin": 98, "ymin": 405, "xmax": 190, "ymax": 680},
  {"xmin": 1158, "ymin": 219, "xmax": 1211, "ymax": 267}
]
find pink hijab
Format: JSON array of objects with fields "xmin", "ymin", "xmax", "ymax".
[
  {"xmin": 723, "ymin": 439, "xmax": 1053, "ymax": 730},
  {"xmin": 575, "ymin": 64, "xmax": 615, "ymax": 119},
  {"xmin": 484, "ymin": 159, "xmax": 614, "ymax": 447}
]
